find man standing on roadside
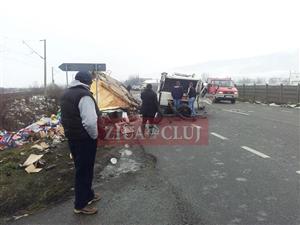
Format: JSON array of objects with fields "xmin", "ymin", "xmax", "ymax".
[
  {"xmin": 60, "ymin": 71, "xmax": 101, "ymax": 215},
  {"xmin": 171, "ymin": 81, "xmax": 184, "ymax": 109},
  {"xmin": 140, "ymin": 84, "xmax": 159, "ymax": 135}
]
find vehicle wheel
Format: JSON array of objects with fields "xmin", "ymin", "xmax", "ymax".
[
  {"xmin": 213, "ymin": 98, "xmax": 219, "ymax": 103},
  {"xmin": 231, "ymin": 99, "xmax": 236, "ymax": 104}
]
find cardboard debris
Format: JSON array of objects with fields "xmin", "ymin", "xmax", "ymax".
[
  {"xmin": 22, "ymin": 154, "xmax": 44, "ymax": 167},
  {"xmin": 31, "ymin": 142, "xmax": 49, "ymax": 151},
  {"xmin": 25, "ymin": 164, "xmax": 43, "ymax": 173},
  {"xmin": 91, "ymin": 72, "xmax": 139, "ymax": 111}
]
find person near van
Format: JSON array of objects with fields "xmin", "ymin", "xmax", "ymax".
[
  {"xmin": 126, "ymin": 84, "xmax": 132, "ymax": 93},
  {"xmin": 140, "ymin": 84, "xmax": 159, "ymax": 135},
  {"xmin": 60, "ymin": 71, "xmax": 101, "ymax": 215},
  {"xmin": 171, "ymin": 81, "xmax": 184, "ymax": 109},
  {"xmin": 187, "ymin": 82, "xmax": 196, "ymax": 116}
]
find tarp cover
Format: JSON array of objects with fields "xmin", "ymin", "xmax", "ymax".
[{"xmin": 91, "ymin": 73, "xmax": 139, "ymax": 111}]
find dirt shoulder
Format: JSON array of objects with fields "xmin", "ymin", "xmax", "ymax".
[{"xmin": 0, "ymin": 141, "xmax": 114, "ymax": 225}]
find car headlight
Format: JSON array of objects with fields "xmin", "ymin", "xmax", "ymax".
[
  {"xmin": 234, "ymin": 92, "xmax": 238, "ymax": 94},
  {"xmin": 218, "ymin": 91, "xmax": 223, "ymax": 94}
]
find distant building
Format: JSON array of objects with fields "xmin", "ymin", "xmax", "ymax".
[
  {"xmin": 141, "ymin": 79, "xmax": 159, "ymax": 91},
  {"xmin": 289, "ymin": 73, "xmax": 300, "ymax": 85}
]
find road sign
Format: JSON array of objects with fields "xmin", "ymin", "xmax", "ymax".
[{"xmin": 58, "ymin": 63, "xmax": 106, "ymax": 72}]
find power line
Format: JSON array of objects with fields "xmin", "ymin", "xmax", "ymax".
[{"xmin": 22, "ymin": 40, "xmax": 44, "ymax": 59}]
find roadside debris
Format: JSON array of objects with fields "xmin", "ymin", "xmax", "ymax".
[
  {"xmin": 1, "ymin": 95, "xmax": 59, "ymax": 132},
  {"xmin": 13, "ymin": 214, "xmax": 29, "ymax": 220},
  {"xmin": 0, "ymin": 112, "xmax": 64, "ymax": 151},
  {"xmin": 101, "ymin": 148, "xmax": 142, "ymax": 178},
  {"xmin": 22, "ymin": 154, "xmax": 44, "ymax": 173},
  {"xmin": 45, "ymin": 164, "xmax": 57, "ymax": 171},
  {"xmin": 22, "ymin": 154, "xmax": 44, "ymax": 167},
  {"xmin": 31, "ymin": 142, "xmax": 49, "ymax": 151},
  {"xmin": 269, "ymin": 103, "xmax": 280, "ymax": 107},
  {"xmin": 110, "ymin": 158, "xmax": 118, "ymax": 165},
  {"xmin": 25, "ymin": 164, "xmax": 43, "ymax": 173},
  {"xmin": 252, "ymin": 101, "xmax": 300, "ymax": 109}
]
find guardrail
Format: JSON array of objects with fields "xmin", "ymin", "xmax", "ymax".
[{"xmin": 237, "ymin": 84, "xmax": 300, "ymax": 104}]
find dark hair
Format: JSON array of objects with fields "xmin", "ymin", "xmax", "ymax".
[{"xmin": 146, "ymin": 84, "xmax": 152, "ymax": 89}]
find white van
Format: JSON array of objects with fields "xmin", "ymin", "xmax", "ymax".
[{"xmin": 157, "ymin": 72, "xmax": 204, "ymax": 114}]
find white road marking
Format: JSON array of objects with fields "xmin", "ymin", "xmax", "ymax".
[
  {"xmin": 281, "ymin": 110, "xmax": 292, "ymax": 113},
  {"xmin": 241, "ymin": 146, "xmax": 270, "ymax": 158},
  {"xmin": 222, "ymin": 109, "xmax": 249, "ymax": 116},
  {"xmin": 210, "ymin": 132, "xmax": 228, "ymax": 140},
  {"xmin": 296, "ymin": 171, "xmax": 300, "ymax": 174}
]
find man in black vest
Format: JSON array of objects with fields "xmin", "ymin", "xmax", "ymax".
[
  {"xmin": 140, "ymin": 84, "xmax": 159, "ymax": 135},
  {"xmin": 60, "ymin": 71, "xmax": 101, "ymax": 215}
]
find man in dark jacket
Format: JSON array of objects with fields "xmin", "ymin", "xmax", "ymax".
[
  {"xmin": 60, "ymin": 71, "xmax": 101, "ymax": 215},
  {"xmin": 171, "ymin": 81, "xmax": 184, "ymax": 109},
  {"xmin": 187, "ymin": 82, "xmax": 197, "ymax": 116},
  {"xmin": 140, "ymin": 84, "xmax": 159, "ymax": 135}
]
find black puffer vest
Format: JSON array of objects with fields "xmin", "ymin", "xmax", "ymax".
[{"xmin": 60, "ymin": 85, "xmax": 100, "ymax": 140}]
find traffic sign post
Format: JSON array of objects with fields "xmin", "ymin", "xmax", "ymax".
[
  {"xmin": 58, "ymin": 62, "xmax": 106, "ymax": 103},
  {"xmin": 58, "ymin": 63, "xmax": 106, "ymax": 72}
]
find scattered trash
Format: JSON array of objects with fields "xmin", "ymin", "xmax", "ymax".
[
  {"xmin": 25, "ymin": 164, "xmax": 43, "ymax": 173},
  {"xmin": 101, "ymin": 157, "xmax": 141, "ymax": 178},
  {"xmin": 235, "ymin": 177, "xmax": 248, "ymax": 182},
  {"xmin": 13, "ymin": 214, "xmax": 29, "ymax": 220},
  {"xmin": 120, "ymin": 149, "xmax": 133, "ymax": 157},
  {"xmin": 0, "ymin": 110, "xmax": 64, "ymax": 151},
  {"xmin": 22, "ymin": 154, "xmax": 44, "ymax": 173},
  {"xmin": 22, "ymin": 154, "xmax": 44, "ymax": 167},
  {"xmin": 110, "ymin": 158, "xmax": 118, "ymax": 164},
  {"xmin": 269, "ymin": 103, "xmax": 280, "ymax": 107},
  {"xmin": 45, "ymin": 164, "xmax": 57, "ymax": 171},
  {"xmin": 31, "ymin": 142, "xmax": 49, "ymax": 151}
]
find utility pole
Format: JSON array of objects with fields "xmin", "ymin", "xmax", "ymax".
[
  {"xmin": 22, "ymin": 39, "xmax": 47, "ymax": 94},
  {"xmin": 51, "ymin": 66, "xmax": 54, "ymax": 84},
  {"xmin": 40, "ymin": 39, "xmax": 47, "ymax": 95}
]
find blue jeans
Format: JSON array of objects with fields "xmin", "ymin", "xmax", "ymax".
[
  {"xmin": 188, "ymin": 97, "xmax": 196, "ymax": 116},
  {"xmin": 173, "ymin": 99, "xmax": 181, "ymax": 109}
]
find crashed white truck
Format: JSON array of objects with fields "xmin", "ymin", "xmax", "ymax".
[{"xmin": 157, "ymin": 72, "xmax": 207, "ymax": 117}]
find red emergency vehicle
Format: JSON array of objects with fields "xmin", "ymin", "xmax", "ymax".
[{"xmin": 206, "ymin": 78, "xmax": 238, "ymax": 104}]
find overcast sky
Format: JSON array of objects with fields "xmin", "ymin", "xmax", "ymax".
[{"xmin": 0, "ymin": 0, "xmax": 299, "ymax": 87}]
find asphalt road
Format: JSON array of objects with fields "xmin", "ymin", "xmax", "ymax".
[
  {"xmin": 7, "ymin": 102, "xmax": 300, "ymax": 225},
  {"xmin": 144, "ymin": 101, "xmax": 300, "ymax": 225}
]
